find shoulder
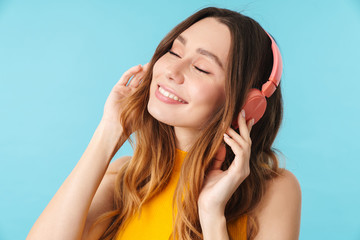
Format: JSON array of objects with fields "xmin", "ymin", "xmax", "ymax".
[
  {"xmin": 251, "ymin": 169, "xmax": 302, "ymax": 240},
  {"xmin": 266, "ymin": 169, "xmax": 301, "ymax": 200}
]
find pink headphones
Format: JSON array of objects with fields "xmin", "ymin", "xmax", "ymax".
[{"xmin": 232, "ymin": 32, "xmax": 283, "ymax": 128}]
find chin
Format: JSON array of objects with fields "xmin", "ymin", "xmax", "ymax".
[
  {"xmin": 147, "ymin": 100, "xmax": 172, "ymax": 126},
  {"xmin": 147, "ymin": 101, "xmax": 191, "ymax": 128}
]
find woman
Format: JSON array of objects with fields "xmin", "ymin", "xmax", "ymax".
[{"xmin": 27, "ymin": 7, "xmax": 301, "ymax": 240}]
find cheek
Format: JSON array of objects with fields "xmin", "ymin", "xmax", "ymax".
[
  {"xmin": 192, "ymin": 83, "xmax": 225, "ymax": 106},
  {"xmin": 152, "ymin": 56, "xmax": 167, "ymax": 79}
]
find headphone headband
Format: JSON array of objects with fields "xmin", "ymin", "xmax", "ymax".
[{"xmin": 261, "ymin": 32, "xmax": 283, "ymax": 98}]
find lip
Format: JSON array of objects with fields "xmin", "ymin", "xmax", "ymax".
[{"xmin": 155, "ymin": 84, "xmax": 188, "ymax": 104}]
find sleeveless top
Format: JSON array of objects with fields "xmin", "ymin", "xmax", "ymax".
[{"xmin": 116, "ymin": 149, "xmax": 247, "ymax": 239}]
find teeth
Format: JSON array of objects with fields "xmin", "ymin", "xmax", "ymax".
[{"xmin": 159, "ymin": 86, "xmax": 185, "ymax": 103}]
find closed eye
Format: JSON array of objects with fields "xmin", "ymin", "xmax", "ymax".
[
  {"xmin": 194, "ymin": 66, "xmax": 210, "ymax": 74},
  {"xmin": 168, "ymin": 50, "xmax": 181, "ymax": 58},
  {"xmin": 169, "ymin": 50, "xmax": 210, "ymax": 75}
]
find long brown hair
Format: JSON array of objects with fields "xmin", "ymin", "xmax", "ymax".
[{"xmin": 96, "ymin": 7, "xmax": 283, "ymax": 240}]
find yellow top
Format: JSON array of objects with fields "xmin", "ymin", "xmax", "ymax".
[{"xmin": 116, "ymin": 149, "xmax": 247, "ymax": 240}]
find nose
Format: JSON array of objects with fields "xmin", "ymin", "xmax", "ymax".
[{"xmin": 165, "ymin": 60, "xmax": 185, "ymax": 84}]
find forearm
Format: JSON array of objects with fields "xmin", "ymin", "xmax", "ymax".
[
  {"xmin": 27, "ymin": 120, "xmax": 125, "ymax": 240},
  {"xmin": 199, "ymin": 210, "xmax": 230, "ymax": 240}
]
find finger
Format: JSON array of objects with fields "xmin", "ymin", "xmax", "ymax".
[
  {"xmin": 223, "ymin": 133, "xmax": 245, "ymax": 158},
  {"xmin": 226, "ymin": 127, "xmax": 248, "ymax": 147},
  {"xmin": 139, "ymin": 62, "xmax": 150, "ymax": 80},
  {"xmin": 227, "ymin": 154, "xmax": 250, "ymax": 183},
  {"xmin": 142, "ymin": 62, "xmax": 150, "ymax": 70},
  {"xmin": 247, "ymin": 118, "xmax": 255, "ymax": 133},
  {"xmin": 223, "ymin": 133, "xmax": 250, "ymax": 179},
  {"xmin": 238, "ymin": 110, "xmax": 250, "ymax": 141},
  {"xmin": 128, "ymin": 71, "xmax": 145, "ymax": 87},
  {"xmin": 224, "ymin": 130, "xmax": 251, "ymax": 164},
  {"xmin": 118, "ymin": 65, "xmax": 142, "ymax": 86},
  {"xmin": 129, "ymin": 63, "xmax": 151, "ymax": 87},
  {"xmin": 210, "ymin": 144, "xmax": 226, "ymax": 170}
]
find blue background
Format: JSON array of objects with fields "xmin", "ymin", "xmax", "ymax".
[{"xmin": 1, "ymin": 0, "xmax": 359, "ymax": 239}]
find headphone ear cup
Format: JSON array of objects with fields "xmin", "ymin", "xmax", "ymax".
[
  {"xmin": 243, "ymin": 88, "xmax": 267, "ymax": 124},
  {"xmin": 232, "ymin": 89, "xmax": 267, "ymax": 129}
]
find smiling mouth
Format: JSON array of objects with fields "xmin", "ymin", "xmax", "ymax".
[{"xmin": 157, "ymin": 85, "xmax": 187, "ymax": 103}]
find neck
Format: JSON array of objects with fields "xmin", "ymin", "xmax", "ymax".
[{"xmin": 174, "ymin": 126, "xmax": 200, "ymax": 152}]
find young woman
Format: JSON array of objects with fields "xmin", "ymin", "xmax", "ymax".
[{"xmin": 27, "ymin": 7, "xmax": 301, "ymax": 240}]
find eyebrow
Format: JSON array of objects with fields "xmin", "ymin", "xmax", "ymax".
[{"xmin": 176, "ymin": 35, "xmax": 224, "ymax": 70}]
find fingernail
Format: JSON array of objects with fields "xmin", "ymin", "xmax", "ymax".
[
  {"xmin": 223, "ymin": 133, "xmax": 230, "ymax": 139},
  {"xmin": 251, "ymin": 118, "xmax": 255, "ymax": 125},
  {"xmin": 241, "ymin": 109, "xmax": 246, "ymax": 118}
]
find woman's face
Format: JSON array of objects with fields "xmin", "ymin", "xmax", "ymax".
[{"xmin": 148, "ymin": 17, "xmax": 231, "ymax": 130}]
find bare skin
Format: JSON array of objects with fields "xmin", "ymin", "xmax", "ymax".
[
  {"xmin": 198, "ymin": 110, "xmax": 301, "ymax": 239},
  {"xmin": 27, "ymin": 17, "xmax": 301, "ymax": 240},
  {"xmin": 26, "ymin": 64, "xmax": 149, "ymax": 240}
]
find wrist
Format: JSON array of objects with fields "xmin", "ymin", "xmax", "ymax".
[
  {"xmin": 95, "ymin": 120, "xmax": 126, "ymax": 161},
  {"xmin": 100, "ymin": 117, "xmax": 123, "ymax": 130},
  {"xmin": 199, "ymin": 207, "xmax": 225, "ymax": 225},
  {"xmin": 198, "ymin": 199, "xmax": 225, "ymax": 219},
  {"xmin": 199, "ymin": 212, "xmax": 228, "ymax": 240}
]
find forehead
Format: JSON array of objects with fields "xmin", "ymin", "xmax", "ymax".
[{"xmin": 178, "ymin": 17, "xmax": 231, "ymax": 69}]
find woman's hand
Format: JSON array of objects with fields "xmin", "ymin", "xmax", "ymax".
[
  {"xmin": 101, "ymin": 63, "xmax": 149, "ymax": 126},
  {"xmin": 198, "ymin": 109, "xmax": 254, "ymax": 218}
]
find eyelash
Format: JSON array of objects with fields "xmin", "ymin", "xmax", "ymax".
[{"xmin": 168, "ymin": 50, "xmax": 210, "ymax": 74}]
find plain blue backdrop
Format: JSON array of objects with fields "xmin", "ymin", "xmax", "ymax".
[{"xmin": 1, "ymin": 0, "xmax": 360, "ymax": 239}]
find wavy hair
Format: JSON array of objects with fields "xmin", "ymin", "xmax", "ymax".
[{"xmin": 96, "ymin": 7, "xmax": 283, "ymax": 240}]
